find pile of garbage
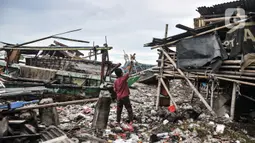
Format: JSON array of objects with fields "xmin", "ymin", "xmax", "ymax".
[
  {"xmin": 1, "ymin": 79, "xmax": 254, "ymax": 142},
  {"xmin": 57, "ymin": 80, "xmax": 255, "ymax": 143}
]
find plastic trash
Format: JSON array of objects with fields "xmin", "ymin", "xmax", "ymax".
[
  {"xmin": 216, "ymin": 124, "xmax": 225, "ymax": 134},
  {"xmin": 168, "ymin": 105, "xmax": 176, "ymax": 112}
]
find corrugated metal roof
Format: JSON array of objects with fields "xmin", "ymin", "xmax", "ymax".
[{"xmin": 197, "ymin": 0, "xmax": 255, "ymax": 16}]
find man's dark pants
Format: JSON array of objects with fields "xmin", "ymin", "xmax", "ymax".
[{"xmin": 117, "ymin": 96, "xmax": 133, "ymax": 123}]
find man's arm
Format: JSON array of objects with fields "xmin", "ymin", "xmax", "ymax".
[
  {"xmin": 123, "ymin": 61, "xmax": 133, "ymax": 81},
  {"xmin": 128, "ymin": 61, "xmax": 133, "ymax": 74}
]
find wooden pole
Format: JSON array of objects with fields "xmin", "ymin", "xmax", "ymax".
[
  {"xmin": 160, "ymin": 78, "xmax": 178, "ymax": 109},
  {"xmin": 160, "ymin": 48, "xmax": 216, "ymax": 115},
  {"xmin": 192, "ymin": 72, "xmax": 255, "ymax": 81},
  {"xmin": 4, "ymin": 46, "xmax": 112, "ymax": 51},
  {"xmin": 155, "ymin": 24, "xmax": 168, "ymax": 110},
  {"xmin": 210, "ymin": 80, "xmax": 215, "ymax": 108},
  {"xmin": 230, "ymin": 82, "xmax": 237, "ymax": 120},
  {"xmin": 155, "ymin": 56, "xmax": 163, "ymax": 109},
  {"xmin": 213, "ymin": 76, "xmax": 255, "ymax": 87},
  {"xmin": 206, "ymin": 83, "xmax": 209, "ymax": 99},
  {"xmin": 5, "ymin": 98, "xmax": 99, "ymax": 112},
  {"xmin": 190, "ymin": 79, "xmax": 198, "ymax": 103},
  {"xmin": 203, "ymin": 15, "xmax": 247, "ymax": 22}
]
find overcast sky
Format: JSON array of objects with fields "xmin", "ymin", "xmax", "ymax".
[{"xmin": 0, "ymin": 0, "xmax": 233, "ymax": 65}]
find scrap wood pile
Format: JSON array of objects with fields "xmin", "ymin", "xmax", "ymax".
[{"xmin": 145, "ymin": 0, "xmax": 255, "ymax": 123}]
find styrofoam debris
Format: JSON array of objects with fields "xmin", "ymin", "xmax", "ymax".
[
  {"xmin": 163, "ymin": 119, "xmax": 169, "ymax": 125},
  {"xmin": 208, "ymin": 121, "xmax": 215, "ymax": 126},
  {"xmin": 216, "ymin": 124, "xmax": 225, "ymax": 134}
]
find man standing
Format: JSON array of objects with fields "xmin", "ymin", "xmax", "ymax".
[{"xmin": 113, "ymin": 61, "xmax": 134, "ymax": 127}]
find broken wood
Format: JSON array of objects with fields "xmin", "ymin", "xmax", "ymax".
[
  {"xmin": 6, "ymin": 29, "xmax": 82, "ymax": 48},
  {"xmin": 160, "ymin": 48, "xmax": 216, "ymax": 115},
  {"xmin": 52, "ymin": 36, "xmax": 89, "ymax": 43}
]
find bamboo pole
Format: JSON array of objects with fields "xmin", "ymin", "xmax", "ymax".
[
  {"xmin": 7, "ymin": 29, "xmax": 82, "ymax": 48},
  {"xmin": 230, "ymin": 82, "xmax": 237, "ymax": 120},
  {"xmin": 160, "ymin": 48, "xmax": 216, "ymax": 115},
  {"xmin": 203, "ymin": 16, "xmax": 247, "ymax": 22},
  {"xmin": 160, "ymin": 73, "xmax": 207, "ymax": 80},
  {"xmin": 241, "ymin": 94, "xmax": 255, "ymax": 102},
  {"xmin": 155, "ymin": 24, "xmax": 168, "ymax": 110},
  {"xmin": 4, "ymin": 46, "xmax": 112, "ymax": 51},
  {"xmin": 215, "ymin": 76, "xmax": 255, "ymax": 87},
  {"xmin": 5, "ymin": 98, "xmax": 99, "ymax": 112},
  {"xmin": 210, "ymin": 81, "xmax": 215, "ymax": 108},
  {"xmin": 156, "ymin": 55, "xmax": 164, "ymax": 109},
  {"xmin": 192, "ymin": 72, "xmax": 255, "ymax": 81},
  {"xmin": 190, "ymin": 79, "xmax": 198, "ymax": 103},
  {"xmin": 160, "ymin": 78, "xmax": 178, "ymax": 109},
  {"xmin": 206, "ymin": 83, "xmax": 209, "ymax": 99}
]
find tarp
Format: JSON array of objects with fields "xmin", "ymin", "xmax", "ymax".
[{"xmin": 176, "ymin": 34, "xmax": 228, "ymax": 71}]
